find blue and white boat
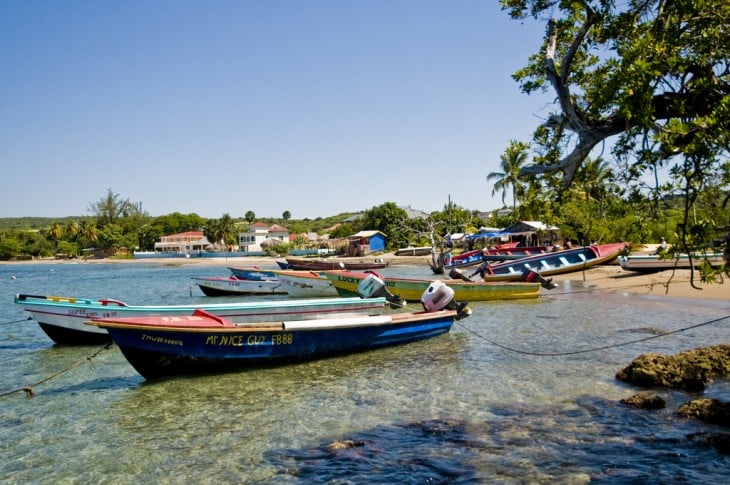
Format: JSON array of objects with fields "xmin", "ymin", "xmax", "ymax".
[
  {"xmin": 14, "ymin": 293, "xmax": 387, "ymax": 345},
  {"xmin": 87, "ymin": 281, "xmax": 470, "ymax": 380},
  {"xmin": 191, "ymin": 276, "xmax": 287, "ymax": 296},
  {"xmin": 227, "ymin": 266, "xmax": 279, "ymax": 280}
]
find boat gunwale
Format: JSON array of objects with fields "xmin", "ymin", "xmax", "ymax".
[
  {"xmin": 86, "ymin": 310, "xmax": 456, "ymax": 333},
  {"xmin": 15, "ymin": 294, "xmax": 387, "ymax": 312}
]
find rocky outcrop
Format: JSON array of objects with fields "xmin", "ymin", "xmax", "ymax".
[
  {"xmin": 617, "ymin": 345, "xmax": 730, "ymax": 454},
  {"xmin": 678, "ymin": 398, "xmax": 730, "ymax": 427},
  {"xmin": 615, "ymin": 344, "xmax": 730, "ymax": 391},
  {"xmin": 620, "ymin": 392, "xmax": 666, "ymax": 409}
]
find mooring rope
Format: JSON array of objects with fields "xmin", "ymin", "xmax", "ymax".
[
  {"xmin": 457, "ymin": 315, "xmax": 730, "ymax": 357},
  {"xmin": 0, "ymin": 316, "xmax": 32, "ymax": 325},
  {"xmin": 0, "ymin": 342, "xmax": 113, "ymax": 398}
]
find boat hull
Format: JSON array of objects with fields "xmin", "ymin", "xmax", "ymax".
[
  {"xmin": 395, "ymin": 246, "xmax": 433, "ymax": 256},
  {"xmin": 322, "ymin": 271, "xmax": 541, "ymax": 301},
  {"xmin": 618, "ymin": 253, "xmax": 726, "ymax": 272},
  {"xmin": 15, "ymin": 294, "xmax": 386, "ymax": 345},
  {"xmin": 481, "ymin": 246, "xmax": 549, "ymax": 261},
  {"xmin": 272, "ymin": 270, "xmax": 339, "ymax": 297},
  {"xmin": 226, "ymin": 267, "xmax": 279, "ymax": 280},
  {"xmin": 93, "ymin": 311, "xmax": 456, "ymax": 379},
  {"xmin": 192, "ymin": 277, "xmax": 287, "ymax": 296},
  {"xmin": 283, "ymin": 257, "xmax": 388, "ymax": 271},
  {"xmin": 480, "ymin": 243, "xmax": 626, "ymax": 282}
]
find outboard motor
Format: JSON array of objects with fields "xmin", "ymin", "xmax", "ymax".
[
  {"xmin": 448, "ymin": 268, "xmax": 472, "ymax": 282},
  {"xmin": 421, "ymin": 280, "xmax": 471, "ymax": 320},
  {"xmin": 357, "ymin": 273, "xmax": 405, "ymax": 308},
  {"xmin": 520, "ymin": 269, "xmax": 558, "ymax": 290}
]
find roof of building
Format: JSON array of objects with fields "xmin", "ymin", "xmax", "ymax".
[
  {"xmin": 350, "ymin": 230, "xmax": 386, "ymax": 238},
  {"xmin": 400, "ymin": 205, "xmax": 430, "ymax": 219},
  {"xmin": 164, "ymin": 231, "xmax": 204, "ymax": 238}
]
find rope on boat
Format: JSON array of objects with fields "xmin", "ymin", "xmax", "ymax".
[
  {"xmin": 0, "ymin": 342, "xmax": 113, "ymax": 399},
  {"xmin": 457, "ymin": 315, "xmax": 730, "ymax": 357},
  {"xmin": 0, "ymin": 316, "xmax": 32, "ymax": 325}
]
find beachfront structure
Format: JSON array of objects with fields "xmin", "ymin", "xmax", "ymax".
[
  {"xmin": 238, "ymin": 223, "xmax": 290, "ymax": 252},
  {"xmin": 153, "ymin": 231, "xmax": 211, "ymax": 255},
  {"xmin": 346, "ymin": 230, "xmax": 386, "ymax": 256}
]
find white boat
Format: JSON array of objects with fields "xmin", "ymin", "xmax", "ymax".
[
  {"xmin": 271, "ymin": 270, "xmax": 339, "ymax": 298},
  {"xmin": 618, "ymin": 252, "xmax": 726, "ymax": 272},
  {"xmin": 192, "ymin": 276, "xmax": 287, "ymax": 296},
  {"xmin": 14, "ymin": 293, "xmax": 387, "ymax": 345}
]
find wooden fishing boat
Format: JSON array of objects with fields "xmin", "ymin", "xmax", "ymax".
[
  {"xmin": 227, "ymin": 266, "xmax": 279, "ymax": 280},
  {"xmin": 192, "ymin": 276, "xmax": 287, "ymax": 296},
  {"xmin": 14, "ymin": 293, "xmax": 387, "ymax": 345},
  {"xmin": 472, "ymin": 243, "xmax": 627, "ymax": 282},
  {"xmin": 433, "ymin": 243, "xmax": 547, "ymax": 272},
  {"xmin": 395, "ymin": 246, "xmax": 433, "ymax": 256},
  {"xmin": 481, "ymin": 246, "xmax": 549, "ymax": 262},
  {"xmin": 321, "ymin": 270, "xmax": 543, "ymax": 302},
  {"xmin": 270, "ymin": 270, "xmax": 340, "ymax": 298},
  {"xmin": 86, "ymin": 282, "xmax": 470, "ymax": 379},
  {"xmin": 440, "ymin": 249, "xmax": 484, "ymax": 269},
  {"xmin": 280, "ymin": 257, "xmax": 388, "ymax": 271},
  {"xmin": 618, "ymin": 252, "xmax": 726, "ymax": 272}
]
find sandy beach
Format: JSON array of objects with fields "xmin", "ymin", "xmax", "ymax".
[{"xmin": 4, "ymin": 252, "xmax": 728, "ymax": 301}]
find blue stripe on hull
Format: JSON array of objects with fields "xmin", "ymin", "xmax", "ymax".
[{"xmin": 108, "ymin": 317, "xmax": 454, "ymax": 379}]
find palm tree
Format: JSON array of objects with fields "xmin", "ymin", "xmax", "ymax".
[
  {"xmin": 576, "ymin": 157, "xmax": 614, "ymax": 218},
  {"xmin": 218, "ymin": 213, "xmax": 236, "ymax": 250},
  {"xmin": 48, "ymin": 222, "xmax": 63, "ymax": 244},
  {"xmin": 487, "ymin": 140, "xmax": 529, "ymax": 215},
  {"xmin": 79, "ymin": 219, "xmax": 98, "ymax": 245},
  {"xmin": 64, "ymin": 220, "xmax": 79, "ymax": 241},
  {"xmin": 244, "ymin": 211, "xmax": 256, "ymax": 225},
  {"xmin": 204, "ymin": 219, "xmax": 223, "ymax": 250}
]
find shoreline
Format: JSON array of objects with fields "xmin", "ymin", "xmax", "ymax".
[{"xmin": 2, "ymin": 253, "xmax": 728, "ymax": 302}]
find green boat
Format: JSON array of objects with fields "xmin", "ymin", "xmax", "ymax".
[{"xmin": 321, "ymin": 271, "xmax": 542, "ymax": 302}]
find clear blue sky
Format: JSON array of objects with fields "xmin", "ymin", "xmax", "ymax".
[{"xmin": 0, "ymin": 1, "xmax": 551, "ymax": 220}]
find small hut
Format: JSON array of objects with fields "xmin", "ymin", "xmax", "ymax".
[{"xmin": 347, "ymin": 231, "xmax": 386, "ymax": 256}]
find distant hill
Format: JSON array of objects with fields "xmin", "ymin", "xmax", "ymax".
[{"xmin": 0, "ymin": 217, "xmax": 75, "ymax": 230}]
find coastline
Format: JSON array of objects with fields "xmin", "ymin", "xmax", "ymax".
[{"xmin": 3, "ymin": 252, "xmax": 728, "ymax": 301}]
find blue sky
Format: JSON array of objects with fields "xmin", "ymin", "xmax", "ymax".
[{"xmin": 0, "ymin": 1, "xmax": 552, "ymax": 220}]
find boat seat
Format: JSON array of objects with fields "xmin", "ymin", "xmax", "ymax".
[
  {"xmin": 559, "ymin": 256, "xmax": 569, "ymax": 266},
  {"xmin": 541, "ymin": 260, "xmax": 550, "ymax": 269},
  {"xmin": 578, "ymin": 253, "xmax": 587, "ymax": 262}
]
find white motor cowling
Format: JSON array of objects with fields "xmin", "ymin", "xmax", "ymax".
[
  {"xmin": 357, "ymin": 273, "xmax": 387, "ymax": 299},
  {"xmin": 421, "ymin": 280, "xmax": 471, "ymax": 320},
  {"xmin": 357, "ymin": 273, "xmax": 405, "ymax": 308},
  {"xmin": 421, "ymin": 280, "xmax": 455, "ymax": 312}
]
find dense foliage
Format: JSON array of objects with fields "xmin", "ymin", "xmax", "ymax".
[{"xmin": 497, "ymin": 0, "xmax": 730, "ymax": 281}]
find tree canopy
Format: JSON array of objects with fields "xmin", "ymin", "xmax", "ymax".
[{"xmin": 501, "ymin": 0, "xmax": 729, "ymax": 192}]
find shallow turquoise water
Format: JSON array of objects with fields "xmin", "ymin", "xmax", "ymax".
[{"xmin": 1, "ymin": 262, "xmax": 728, "ymax": 483}]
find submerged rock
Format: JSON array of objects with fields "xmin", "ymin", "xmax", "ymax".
[
  {"xmin": 615, "ymin": 344, "xmax": 730, "ymax": 391},
  {"xmin": 678, "ymin": 398, "xmax": 730, "ymax": 427},
  {"xmin": 620, "ymin": 392, "xmax": 666, "ymax": 409},
  {"xmin": 688, "ymin": 431, "xmax": 730, "ymax": 455}
]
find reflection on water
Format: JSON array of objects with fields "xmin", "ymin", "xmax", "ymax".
[{"xmin": 0, "ymin": 263, "xmax": 728, "ymax": 482}]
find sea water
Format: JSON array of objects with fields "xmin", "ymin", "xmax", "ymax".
[{"xmin": 0, "ymin": 262, "xmax": 728, "ymax": 483}]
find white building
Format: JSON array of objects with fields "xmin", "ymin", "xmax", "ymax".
[{"xmin": 238, "ymin": 223, "xmax": 290, "ymax": 252}]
